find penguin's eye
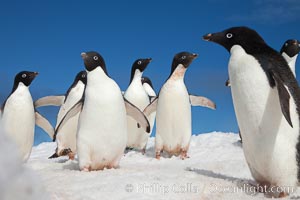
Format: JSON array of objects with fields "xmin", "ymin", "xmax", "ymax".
[
  {"xmin": 181, "ymin": 56, "xmax": 186, "ymax": 60},
  {"xmin": 138, "ymin": 61, "xmax": 142, "ymax": 65},
  {"xmin": 298, "ymin": 44, "xmax": 300, "ymax": 47},
  {"xmin": 226, "ymin": 33, "xmax": 233, "ymax": 39},
  {"xmin": 22, "ymin": 74, "xmax": 27, "ymax": 78},
  {"xmin": 82, "ymin": 74, "xmax": 86, "ymax": 78},
  {"xmin": 285, "ymin": 43, "xmax": 288, "ymax": 47},
  {"xmin": 93, "ymin": 56, "xmax": 98, "ymax": 61}
]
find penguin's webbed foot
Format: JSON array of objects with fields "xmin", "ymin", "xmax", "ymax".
[
  {"xmin": 68, "ymin": 152, "xmax": 75, "ymax": 160},
  {"xmin": 155, "ymin": 150, "xmax": 161, "ymax": 160},
  {"xmin": 180, "ymin": 149, "xmax": 189, "ymax": 160},
  {"xmin": 81, "ymin": 166, "xmax": 91, "ymax": 172}
]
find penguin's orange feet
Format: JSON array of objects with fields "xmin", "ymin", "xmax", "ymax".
[
  {"xmin": 155, "ymin": 151, "xmax": 161, "ymax": 160},
  {"xmin": 180, "ymin": 149, "xmax": 189, "ymax": 160},
  {"xmin": 68, "ymin": 152, "xmax": 75, "ymax": 160},
  {"xmin": 81, "ymin": 166, "xmax": 91, "ymax": 172}
]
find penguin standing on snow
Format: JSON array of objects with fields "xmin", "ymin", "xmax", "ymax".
[
  {"xmin": 1, "ymin": 71, "xmax": 54, "ymax": 162},
  {"xmin": 141, "ymin": 76, "xmax": 157, "ymax": 136},
  {"xmin": 34, "ymin": 71, "xmax": 87, "ymax": 160},
  {"xmin": 124, "ymin": 58, "xmax": 152, "ymax": 154},
  {"xmin": 280, "ymin": 39, "xmax": 300, "ymax": 77},
  {"xmin": 144, "ymin": 52, "xmax": 216, "ymax": 160},
  {"xmin": 56, "ymin": 51, "xmax": 150, "ymax": 171},
  {"xmin": 203, "ymin": 27, "xmax": 300, "ymax": 198}
]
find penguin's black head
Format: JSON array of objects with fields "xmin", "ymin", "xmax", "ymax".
[
  {"xmin": 130, "ymin": 58, "xmax": 152, "ymax": 83},
  {"xmin": 74, "ymin": 70, "xmax": 87, "ymax": 85},
  {"xmin": 171, "ymin": 51, "xmax": 198, "ymax": 73},
  {"xmin": 141, "ymin": 76, "xmax": 153, "ymax": 88},
  {"xmin": 280, "ymin": 39, "xmax": 300, "ymax": 57},
  {"xmin": 14, "ymin": 71, "xmax": 38, "ymax": 87},
  {"xmin": 203, "ymin": 26, "xmax": 266, "ymax": 52},
  {"xmin": 81, "ymin": 51, "xmax": 107, "ymax": 74}
]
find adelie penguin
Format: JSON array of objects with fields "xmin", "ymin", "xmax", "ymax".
[
  {"xmin": 144, "ymin": 52, "xmax": 216, "ymax": 160},
  {"xmin": 280, "ymin": 39, "xmax": 300, "ymax": 77},
  {"xmin": 1, "ymin": 71, "xmax": 54, "ymax": 162},
  {"xmin": 203, "ymin": 27, "xmax": 300, "ymax": 198},
  {"xmin": 124, "ymin": 58, "xmax": 152, "ymax": 154},
  {"xmin": 34, "ymin": 71, "xmax": 87, "ymax": 160},
  {"xmin": 56, "ymin": 51, "xmax": 150, "ymax": 171}
]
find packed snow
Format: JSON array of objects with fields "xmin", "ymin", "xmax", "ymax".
[
  {"xmin": 0, "ymin": 127, "xmax": 49, "ymax": 200},
  {"xmin": 25, "ymin": 132, "xmax": 300, "ymax": 200}
]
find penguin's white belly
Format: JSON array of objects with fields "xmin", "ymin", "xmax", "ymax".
[
  {"xmin": 77, "ymin": 69, "xmax": 127, "ymax": 170},
  {"xmin": 155, "ymin": 80, "xmax": 191, "ymax": 154},
  {"xmin": 229, "ymin": 45, "xmax": 299, "ymax": 187},
  {"xmin": 1, "ymin": 87, "xmax": 35, "ymax": 162},
  {"xmin": 125, "ymin": 82, "xmax": 150, "ymax": 149},
  {"xmin": 56, "ymin": 82, "xmax": 85, "ymax": 153}
]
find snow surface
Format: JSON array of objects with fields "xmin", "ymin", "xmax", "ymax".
[
  {"xmin": 0, "ymin": 126, "xmax": 49, "ymax": 200},
  {"xmin": 27, "ymin": 132, "xmax": 300, "ymax": 200}
]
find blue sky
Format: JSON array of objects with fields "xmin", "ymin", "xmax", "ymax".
[{"xmin": 0, "ymin": 0, "xmax": 299, "ymax": 145}]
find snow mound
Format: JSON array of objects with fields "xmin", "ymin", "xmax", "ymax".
[
  {"xmin": 0, "ymin": 126, "xmax": 49, "ymax": 200},
  {"xmin": 27, "ymin": 132, "xmax": 299, "ymax": 199}
]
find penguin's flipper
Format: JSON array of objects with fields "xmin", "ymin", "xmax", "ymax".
[
  {"xmin": 272, "ymin": 72, "xmax": 293, "ymax": 128},
  {"xmin": 189, "ymin": 95, "xmax": 216, "ymax": 110},
  {"xmin": 124, "ymin": 98, "xmax": 150, "ymax": 133},
  {"xmin": 35, "ymin": 111, "xmax": 54, "ymax": 140},
  {"xmin": 34, "ymin": 95, "xmax": 65, "ymax": 108},
  {"xmin": 54, "ymin": 99, "xmax": 83, "ymax": 141},
  {"xmin": 143, "ymin": 97, "xmax": 158, "ymax": 117},
  {"xmin": 225, "ymin": 78, "xmax": 231, "ymax": 87}
]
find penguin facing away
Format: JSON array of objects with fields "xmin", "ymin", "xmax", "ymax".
[
  {"xmin": 141, "ymin": 76, "xmax": 157, "ymax": 137},
  {"xmin": 144, "ymin": 52, "xmax": 216, "ymax": 160},
  {"xmin": 124, "ymin": 58, "xmax": 152, "ymax": 153},
  {"xmin": 34, "ymin": 71, "xmax": 87, "ymax": 160},
  {"xmin": 203, "ymin": 27, "xmax": 300, "ymax": 198},
  {"xmin": 1, "ymin": 71, "xmax": 54, "ymax": 162},
  {"xmin": 280, "ymin": 39, "xmax": 300, "ymax": 77},
  {"xmin": 225, "ymin": 39, "xmax": 300, "ymax": 86},
  {"xmin": 56, "ymin": 51, "xmax": 150, "ymax": 171}
]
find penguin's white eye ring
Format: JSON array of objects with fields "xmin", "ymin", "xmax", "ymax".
[
  {"xmin": 138, "ymin": 61, "xmax": 142, "ymax": 65},
  {"xmin": 22, "ymin": 74, "xmax": 27, "ymax": 78},
  {"xmin": 82, "ymin": 74, "xmax": 86, "ymax": 78},
  {"xmin": 285, "ymin": 43, "xmax": 288, "ymax": 47},
  {"xmin": 298, "ymin": 44, "xmax": 300, "ymax": 47},
  {"xmin": 93, "ymin": 56, "xmax": 98, "ymax": 61},
  {"xmin": 181, "ymin": 56, "xmax": 186, "ymax": 59},
  {"xmin": 226, "ymin": 33, "xmax": 233, "ymax": 39}
]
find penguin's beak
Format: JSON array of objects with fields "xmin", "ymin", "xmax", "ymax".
[
  {"xmin": 203, "ymin": 32, "xmax": 224, "ymax": 43},
  {"xmin": 291, "ymin": 40, "xmax": 298, "ymax": 45},
  {"xmin": 81, "ymin": 52, "xmax": 87, "ymax": 60},
  {"xmin": 203, "ymin": 33, "xmax": 213, "ymax": 41},
  {"xmin": 31, "ymin": 72, "xmax": 39, "ymax": 78},
  {"xmin": 147, "ymin": 58, "xmax": 152, "ymax": 63},
  {"xmin": 191, "ymin": 53, "xmax": 198, "ymax": 59}
]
